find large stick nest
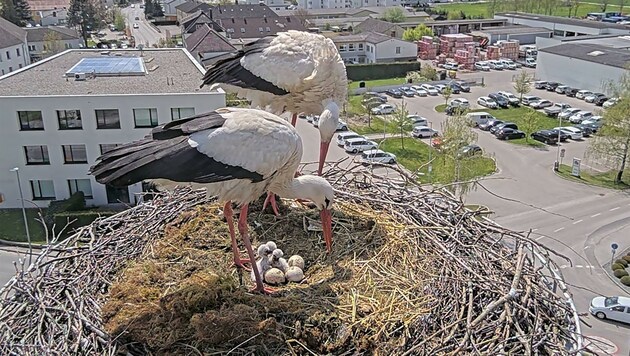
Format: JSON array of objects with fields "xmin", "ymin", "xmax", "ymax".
[{"xmin": 0, "ymin": 164, "xmax": 583, "ymax": 355}]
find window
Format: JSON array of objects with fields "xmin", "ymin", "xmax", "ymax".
[
  {"xmin": 62, "ymin": 145, "xmax": 88, "ymax": 164},
  {"xmin": 30, "ymin": 180, "xmax": 55, "ymax": 200},
  {"xmin": 24, "ymin": 146, "xmax": 50, "ymax": 165},
  {"xmin": 396, "ymin": 46, "xmax": 401, "ymax": 54},
  {"xmin": 258, "ymin": 27, "xmax": 264, "ymax": 32},
  {"xmin": 8, "ymin": 66, "xmax": 12, "ymax": 72},
  {"xmin": 612, "ymin": 306, "xmax": 625, "ymax": 312},
  {"xmin": 170, "ymin": 107, "xmax": 195, "ymax": 121},
  {"xmin": 57, "ymin": 110, "xmax": 82, "ymax": 129},
  {"xmin": 18, "ymin": 64, "xmax": 22, "ymax": 68},
  {"xmin": 28, "ymin": 45, "xmax": 35, "ymax": 51},
  {"xmin": 65, "ymin": 43, "xmax": 72, "ymax": 49},
  {"xmin": 99, "ymin": 143, "xmax": 122, "ymax": 154},
  {"xmin": 96, "ymin": 109, "xmax": 120, "ymax": 129},
  {"xmin": 68, "ymin": 179, "xmax": 93, "ymax": 199},
  {"xmin": 16, "ymin": 48, "xmax": 20, "ymax": 57},
  {"xmin": 106, "ymin": 184, "xmax": 130, "ymax": 204},
  {"xmin": 6, "ymin": 51, "xmax": 10, "ymax": 59},
  {"xmin": 358, "ymin": 43, "xmax": 364, "ymax": 51},
  {"xmin": 133, "ymin": 108, "xmax": 158, "ymax": 128},
  {"xmin": 266, "ymin": 27, "xmax": 270, "ymax": 32},
  {"xmin": 339, "ymin": 45, "xmax": 347, "ymax": 52},
  {"xmin": 348, "ymin": 44, "xmax": 355, "ymax": 51},
  {"xmin": 240, "ymin": 28, "xmax": 246, "ymax": 33},
  {"xmin": 18, "ymin": 111, "xmax": 44, "ymax": 130}
]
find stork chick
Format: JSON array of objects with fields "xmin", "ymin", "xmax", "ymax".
[{"xmin": 270, "ymin": 249, "xmax": 289, "ymax": 273}]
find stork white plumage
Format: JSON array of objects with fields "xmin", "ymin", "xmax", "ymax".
[
  {"xmin": 201, "ymin": 30, "xmax": 348, "ymax": 176},
  {"xmin": 89, "ymin": 108, "xmax": 334, "ymax": 294}
]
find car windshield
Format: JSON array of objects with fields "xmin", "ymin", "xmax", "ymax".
[{"xmin": 604, "ymin": 297, "xmax": 618, "ymax": 307}]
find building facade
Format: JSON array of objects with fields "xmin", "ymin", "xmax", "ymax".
[
  {"xmin": 297, "ymin": 0, "xmax": 402, "ymax": 10},
  {"xmin": 0, "ymin": 49, "xmax": 226, "ymax": 209},
  {"xmin": 0, "ymin": 17, "xmax": 30, "ymax": 76},
  {"xmin": 26, "ymin": 27, "xmax": 82, "ymax": 62},
  {"xmin": 333, "ymin": 32, "xmax": 416, "ymax": 63}
]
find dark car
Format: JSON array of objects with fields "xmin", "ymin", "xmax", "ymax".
[
  {"xmin": 594, "ymin": 94, "xmax": 609, "ymax": 106},
  {"xmin": 573, "ymin": 124, "xmax": 594, "ymax": 137},
  {"xmin": 385, "ymin": 89, "xmax": 403, "ymax": 98},
  {"xmin": 454, "ymin": 81, "xmax": 471, "ymax": 92},
  {"xmin": 457, "ymin": 144, "xmax": 482, "ymax": 158},
  {"xmin": 565, "ymin": 88, "xmax": 579, "ymax": 97},
  {"xmin": 479, "ymin": 119, "xmax": 504, "ymax": 131},
  {"xmin": 446, "ymin": 83, "xmax": 461, "ymax": 94},
  {"xmin": 490, "ymin": 122, "xmax": 518, "ymax": 134},
  {"xmin": 496, "ymin": 128, "xmax": 526, "ymax": 140},
  {"xmin": 531, "ymin": 130, "xmax": 559, "ymax": 144},
  {"xmin": 547, "ymin": 129, "xmax": 569, "ymax": 142},
  {"xmin": 445, "ymin": 105, "xmax": 467, "ymax": 116},
  {"xmin": 488, "ymin": 93, "xmax": 509, "ymax": 108},
  {"xmin": 545, "ymin": 82, "xmax": 560, "ymax": 91}
]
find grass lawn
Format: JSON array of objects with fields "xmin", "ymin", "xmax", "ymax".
[
  {"xmin": 351, "ymin": 117, "xmax": 392, "ymax": 135},
  {"xmin": 378, "ymin": 138, "xmax": 496, "ymax": 184},
  {"xmin": 347, "ymin": 95, "xmax": 364, "ymax": 116},
  {"xmin": 348, "ymin": 77, "xmax": 407, "ymax": 90},
  {"xmin": 557, "ymin": 164, "xmax": 630, "ymax": 190},
  {"xmin": 434, "ymin": 2, "xmax": 606, "ymax": 19},
  {"xmin": 0, "ymin": 209, "xmax": 49, "ymax": 242}
]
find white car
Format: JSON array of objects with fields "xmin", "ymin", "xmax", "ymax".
[
  {"xmin": 499, "ymin": 59, "xmax": 517, "ymax": 70},
  {"xmin": 558, "ymin": 108, "xmax": 581, "ymax": 120},
  {"xmin": 420, "ymin": 84, "xmax": 439, "ymax": 96},
  {"xmin": 361, "ymin": 149, "xmax": 396, "ymax": 164},
  {"xmin": 412, "ymin": 125, "xmax": 439, "ymax": 138},
  {"xmin": 497, "ymin": 91, "xmax": 520, "ymax": 106},
  {"xmin": 569, "ymin": 110, "xmax": 593, "ymax": 124},
  {"xmin": 477, "ymin": 96, "xmax": 498, "ymax": 109},
  {"xmin": 525, "ymin": 58, "xmax": 536, "ymax": 68},
  {"xmin": 133, "ymin": 23, "xmax": 139, "ymax": 29},
  {"xmin": 410, "ymin": 85, "xmax": 428, "ymax": 97},
  {"xmin": 442, "ymin": 62, "xmax": 459, "ymax": 71},
  {"xmin": 553, "ymin": 126, "xmax": 583, "ymax": 140},
  {"xmin": 337, "ymin": 120, "xmax": 348, "ymax": 131},
  {"xmin": 371, "ymin": 104, "xmax": 395, "ymax": 115},
  {"xmin": 407, "ymin": 115, "xmax": 428, "ymax": 127},
  {"xmin": 474, "ymin": 61, "xmax": 491, "ymax": 71},
  {"xmin": 344, "ymin": 138, "xmax": 377, "ymax": 153},
  {"xmin": 603, "ymin": 98, "xmax": 619, "ymax": 108},
  {"xmin": 589, "ymin": 296, "xmax": 630, "ymax": 324},
  {"xmin": 576, "ymin": 90, "xmax": 593, "ymax": 100},
  {"xmin": 336, "ymin": 131, "xmax": 363, "ymax": 146},
  {"xmin": 449, "ymin": 98, "xmax": 470, "ymax": 109},
  {"xmin": 521, "ymin": 95, "xmax": 541, "ymax": 106},
  {"xmin": 529, "ymin": 99, "xmax": 554, "ymax": 109},
  {"xmin": 488, "ymin": 60, "xmax": 505, "ymax": 70}
]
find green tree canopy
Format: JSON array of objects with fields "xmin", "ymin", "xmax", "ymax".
[
  {"xmin": 402, "ymin": 24, "xmax": 434, "ymax": 42},
  {"xmin": 1, "ymin": 0, "xmax": 31, "ymax": 26},
  {"xmin": 68, "ymin": 0, "xmax": 105, "ymax": 46},
  {"xmin": 513, "ymin": 70, "xmax": 533, "ymax": 101},
  {"xmin": 382, "ymin": 7, "xmax": 406, "ymax": 23}
]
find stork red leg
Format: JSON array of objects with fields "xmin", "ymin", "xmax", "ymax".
[
  {"xmin": 262, "ymin": 191, "xmax": 281, "ymax": 216},
  {"xmin": 239, "ymin": 204, "xmax": 274, "ymax": 294},
  {"xmin": 290, "ymin": 113, "xmax": 298, "ymax": 127},
  {"xmin": 224, "ymin": 201, "xmax": 250, "ymax": 270}
]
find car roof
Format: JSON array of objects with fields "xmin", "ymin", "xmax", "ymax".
[
  {"xmin": 363, "ymin": 149, "xmax": 385, "ymax": 154},
  {"xmin": 339, "ymin": 131, "xmax": 359, "ymax": 136},
  {"xmin": 414, "ymin": 125, "xmax": 431, "ymax": 129},
  {"xmin": 577, "ymin": 110, "xmax": 591, "ymax": 114},
  {"xmin": 345, "ymin": 137, "xmax": 367, "ymax": 142},
  {"xmin": 616, "ymin": 296, "xmax": 630, "ymax": 305}
]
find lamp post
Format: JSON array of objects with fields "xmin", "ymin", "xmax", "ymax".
[
  {"xmin": 554, "ymin": 115, "xmax": 562, "ymax": 171},
  {"xmin": 428, "ymin": 121, "xmax": 433, "ymax": 183},
  {"xmin": 10, "ymin": 167, "xmax": 32, "ymax": 265}
]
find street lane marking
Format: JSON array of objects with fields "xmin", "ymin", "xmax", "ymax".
[
  {"xmin": 590, "ymin": 213, "xmax": 601, "ymax": 217},
  {"xmin": 535, "ymin": 236, "xmax": 544, "ymax": 241},
  {"xmin": 553, "ymin": 227, "xmax": 565, "ymax": 233},
  {"xmin": 531, "ymin": 228, "xmax": 538, "ymax": 232},
  {"xmin": 576, "ymin": 265, "xmax": 583, "ymax": 268},
  {"xmin": 572, "ymin": 219, "xmax": 583, "ymax": 225},
  {"xmin": 609, "ymin": 207, "xmax": 620, "ymax": 211}
]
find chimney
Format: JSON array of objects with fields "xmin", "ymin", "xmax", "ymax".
[
  {"xmin": 244, "ymin": 18, "xmax": 247, "ymax": 24},
  {"xmin": 231, "ymin": 17, "xmax": 235, "ymax": 23}
]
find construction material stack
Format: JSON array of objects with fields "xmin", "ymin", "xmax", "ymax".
[
  {"xmin": 453, "ymin": 41, "xmax": 478, "ymax": 70},
  {"xmin": 417, "ymin": 36, "xmax": 438, "ymax": 60},
  {"xmin": 497, "ymin": 40, "xmax": 519, "ymax": 60},
  {"xmin": 439, "ymin": 34, "xmax": 473, "ymax": 58},
  {"xmin": 486, "ymin": 46, "xmax": 500, "ymax": 60}
]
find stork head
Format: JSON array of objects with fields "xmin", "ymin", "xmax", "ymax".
[
  {"xmin": 317, "ymin": 101, "xmax": 340, "ymax": 175},
  {"xmin": 293, "ymin": 175, "xmax": 335, "ymax": 253}
]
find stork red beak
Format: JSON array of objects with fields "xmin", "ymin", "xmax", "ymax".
[
  {"xmin": 320, "ymin": 209, "xmax": 333, "ymax": 253},
  {"xmin": 318, "ymin": 141, "xmax": 330, "ymax": 176},
  {"xmin": 291, "ymin": 113, "xmax": 298, "ymax": 127}
]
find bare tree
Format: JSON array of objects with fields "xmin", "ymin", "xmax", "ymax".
[
  {"xmin": 513, "ymin": 70, "xmax": 533, "ymax": 101},
  {"xmin": 520, "ymin": 107, "xmax": 542, "ymax": 143},
  {"xmin": 391, "ymin": 101, "xmax": 412, "ymax": 150},
  {"xmin": 294, "ymin": 8, "xmax": 310, "ymax": 27},
  {"xmin": 441, "ymin": 86, "xmax": 453, "ymax": 106},
  {"xmin": 43, "ymin": 31, "xmax": 64, "ymax": 57},
  {"xmin": 620, "ymin": 0, "xmax": 627, "ymax": 14}
]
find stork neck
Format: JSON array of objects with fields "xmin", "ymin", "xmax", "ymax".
[{"xmin": 270, "ymin": 176, "xmax": 310, "ymax": 201}]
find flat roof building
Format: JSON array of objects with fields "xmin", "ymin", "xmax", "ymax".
[
  {"xmin": 0, "ymin": 49, "xmax": 225, "ymax": 209},
  {"xmin": 495, "ymin": 12, "xmax": 630, "ymax": 37}
]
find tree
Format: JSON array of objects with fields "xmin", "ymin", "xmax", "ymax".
[
  {"xmin": 402, "ymin": 24, "xmax": 434, "ymax": 42},
  {"xmin": 520, "ymin": 107, "xmax": 541, "ymax": 143},
  {"xmin": 0, "ymin": 0, "xmax": 20, "ymax": 26},
  {"xmin": 441, "ymin": 86, "xmax": 453, "ymax": 106},
  {"xmin": 440, "ymin": 111, "xmax": 478, "ymax": 195},
  {"xmin": 152, "ymin": 0, "xmax": 164, "ymax": 17},
  {"xmin": 587, "ymin": 98, "xmax": 630, "ymax": 183},
  {"xmin": 13, "ymin": 0, "xmax": 31, "ymax": 25},
  {"xmin": 113, "ymin": 9, "xmax": 125, "ymax": 31},
  {"xmin": 420, "ymin": 64, "xmax": 437, "ymax": 81},
  {"xmin": 600, "ymin": 0, "xmax": 610, "ymax": 12},
  {"xmin": 382, "ymin": 8, "xmax": 406, "ymax": 23},
  {"xmin": 68, "ymin": 0, "xmax": 106, "ymax": 46},
  {"xmin": 144, "ymin": 0, "xmax": 154, "ymax": 17},
  {"xmin": 43, "ymin": 30, "xmax": 63, "ymax": 57},
  {"xmin": 294, "ymin": 8, "xmax": 310, "ymax": 27},
  {"xmin": 391, "ymin": 101, "xmax": 412, "ymax": 150},
  {"xmin": 620, "ymin": 0, "xmax": 627, "ymax": 14},
  {"xmin": 513, "ymin": 70, "xmax": 533, "ymax": 101}
]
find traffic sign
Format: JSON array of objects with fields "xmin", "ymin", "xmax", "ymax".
[{"xmin": 612, "ymin": 243, "xmax": 618, "ymax": 250}]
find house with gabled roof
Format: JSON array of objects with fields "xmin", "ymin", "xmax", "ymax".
[
  {"xmin": 0, "ymin": 17, "xmax": 30, "ymax": 76},
  {"xmin": 354, "ymin": 18, "xmax": 404, "ymax": 39},
  {"xmin": 332, "ymin": 31, "xmax": 416, "ymax": 64},
  {"xmin": 181, "ymin": 10, "xmax": 223, "ymax": 36},
  {"xmin": 25, "ymin": 26, "xmax": 81, "ymax": 61},
  {"xmin": 175, "ymin": 1, "xmax": 212, "ymax": 24},
  {"xmin": 184, "ymin": 23, "xmax": 237, "ymax": 64},
  {"xmin": 215, "ymin": 16, "xmax": 306, "ymax": 40}
]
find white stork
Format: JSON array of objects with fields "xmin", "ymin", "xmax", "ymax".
[
  {"xmin": 201, "ymin": 30, "xmax": 348, "ymax": 176},
  {"xmin": 89, "ymin": 108, "xmax": 334, "ymax": 294}
]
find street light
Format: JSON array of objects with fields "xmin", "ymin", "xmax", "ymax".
[
  {"xmin": 553, "ymin": 115, "xmax": 562, "ymax": 171},
  {"xmin": 428, "ymin": 121, "xmax": 433, "ymax": 183},
  {"xmin": 10, "ymin": 167, "xmax": 32, "ymax": 265}
]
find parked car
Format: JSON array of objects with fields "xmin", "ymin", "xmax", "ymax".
[
  {"xmin": 496, "ymin": 128, "xmax": 526, "ymax": 140},
  {"xmin": 499, "ymin": 59, "xmax": 517, "ymax": 70},
  {"xmin": 531, "ymin": 130, "xmax": 559, "ymax": 144},
  {"xmin": 435, "ymin": 84, "xmax": 447, "ymax": 93},
  {"xmin": 545, "ymin": 82, "xmax": 560, "ymax": 91},
  {"xmin": 336, "ymin": 131, "xmax": 363, "ymax": 146},
  {"xmin": 589, "ymin": 296, "xmax": 630, "ymax": 324},
  {"xmin": 344, "ymin": 138, "xmax": 377, "ymax": 153},
  {"xmin": 564, "ymin": 88, "xmax": 579, "ymax": 97},
  {"xmin": 573, "ymin": 124, "xmax": 594, "ymax": 137},
  {"xmin": 497, "ymin": 91, "xmax": 520, "ymax": 106},
  {"xmin": 544, "ymin": 103, "xmax": 572, "ymax": 117},
  {"xmin": 603, "ymin": 97, "xmax": 619, "ymax": 108},
  {"xmin": 474, "ymin": 61, "xmax": 491, "ymax": 71},
  {"xmin": 412, "ymin": 125, "xmax": 439, "ymax": 138},
  {"xmin": 442, "ymin": 62, "xmax": 459, "ymax": 71},
  {"xmin": 554, "ymin": 126, "xmax": 583, "ymax": 140},
  {"xmin": 408, "ymin": 115, "xmax": 429, "ymax": 127},
  {"xmin": 555, "ymin": 85, "xmax": 570, "ymax": 94},
  {"xmin": 491, "ymin": 122, "xmax": 518, "ymax": 135},
  {"xmin": 581, "ymin": 116, "xmax": 603, "ymax": 131},
  {"xmin": 361, "ymin": 149, "xmax": 397, "ymax": 165},
  {"xmin": 524, "ymin": 57, "xmax": 537, "ymax": 67},
  {"xmin": 477, "ymin": 96, "xmax": 498, "ymax": 109},
  {"xmin": 530, "ymin": 99, "xmax": 554, "ymax": 109},
  {"xmin": 488, "ymin": 93, "xmax": 509, "ymax": 108},
  {"xmin": 534, "ymin": 81, "xmax": 547, "ymax": 89},
  {"xmin": 457, "ymin": 144, "xmax": 482, "ymax": 158},
  {"xmin": 420, "ymin": 84, "xmax": 439, "ymax": 96},
  {"xmin": 569, "ymin": 110, "xmax": 593, "ymax": 124},
  {"xmin": 385, "ymin": 89, "xmax": 403, "ymax": 98},
  {"xmin": 401, "ymin": 87, "xmax": 416, "ymax": 97},
  {"xmin": 363, "ymin": 91, "xmax": 387, "ymax": 101},
  {"xmin": 558, "ymin": 108, "xmax": 582, "ymax": 120},
  {"xmin": 449, "ymin": 98, "xmax": 470, "ymax": 110},
  {"xmin": 466, "ymin": 112, "xmax": 495, "ymax": 127},
  {"xmin": 548, "ymin": 129, "xmax": 569, "ymax": 142},
  {"xmin": 371, "ymin": 104, "xmax": 395, "ymax": 115},
  {"xmin": 576, "ymin": 90, "xmax": 594, "ymax": 100},
  {"xmin": 488, "ymin": 60, "xmax": 505, "ymax": 70},
  {"xmin": 444, "ymin": 83, "xmax": 461, "ymax": 94},
  {"xmin": 479, "ymin": 119, "xmax": 504, "ymax": 131},
  {"xmin": 337, "ymin": 120, "xmax": 348, "ymax": 131},
  {"xmin": 453, "ymin": 80, "xmax": 471, "ymax": 92},
  {"xmin": 585, "ymin": 93, "xmax": 606, "ymax": 103},
  {"xmin": 521, "ymin": 95, "xmax": 542, "ymax": 106},
  {"xmin": 410, "ymin": 85, "xmax": 428, "ymax": 97}
]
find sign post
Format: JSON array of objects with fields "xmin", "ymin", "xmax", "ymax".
[
  {"xmin": 611, "ymin": 243, "xmax": 618, "ymax": 266},
  {"xmin": 571, "ymin": 158, "xmax": 581, "ymax": 177},
  {"xmin": 560, "ymin": 148, "xmax": 565, "ymax": 166}
]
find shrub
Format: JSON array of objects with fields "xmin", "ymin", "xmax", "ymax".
[
  {"xmin": 614, "ymin": 269, "xmax": 629, "ymax": 278},
  {"xmin": 612, "ymin": 263, "xmax": 625, "ymax": 271},
  {"xmin": 621, "ymin": 276, "xmax": 630, "ymax": 286},
  {"xmin": 615, "ymin": 259, "xmax": 629, "ymax": 267},
  {"xmin": 623, "ymin": 255, "xmax": 630, "ymax": 263},
  {"xmin": 44, "ymin": 192, "xmax": 86, "ymax": 226}
]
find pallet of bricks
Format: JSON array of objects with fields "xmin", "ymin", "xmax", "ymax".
[
  {"xmin": 417, "ymin": 36, "xmax": 438, "ymax": 60},
  {"xmin": 454, "ymin": 41, "xmax": 477, "ymax": 70},
  {"xmin": 498, "ymin": 40, "xmax": 519, "ymax": 60},
  {"xmin": 439, "ymin": 34, "xmax": 473, "ymax": 58},
  {"xmin": 486, "ymin": 46, "xmax": 500, "ymax": 60}
]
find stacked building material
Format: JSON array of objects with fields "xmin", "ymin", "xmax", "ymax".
[
  {"xmin": 486, "ymin": 46, "xmax": 500, "ymax": 60},
  {"xmin": 438, "ymin": 34, "xmax": 473, "ymax": 58},
  {"xmin": 452, "ymin": 40, "xmax": 477, "ymax": 70},
  {"xmin": 497, "ymin": 40, "xmax": 519, "ymax": 60},
  {"xmin": 417, "ymin": 36, "xmax": 439, "ymax": 60}
]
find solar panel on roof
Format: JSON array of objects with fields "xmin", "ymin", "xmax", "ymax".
[{"xmin": 65, "ymin": 57, "xmax": 146, "ymax": 77}]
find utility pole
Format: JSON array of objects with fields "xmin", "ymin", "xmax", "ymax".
[{"xmin": 10, "ymin": 167, "xmax": 32, "ymax": 265}]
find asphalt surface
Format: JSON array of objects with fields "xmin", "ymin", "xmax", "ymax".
[{"xmin": 122, "ymin": 6, "xmax": 163, "ymax": 47}]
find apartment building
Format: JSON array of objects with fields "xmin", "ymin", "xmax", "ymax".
[
  {"xmin": 0, "ymin": 17, "xmax": 30, "ymax": 76},
  {"xmin": 332, "ymin": 31, "xmax": 417, "ymax": 63},
  {"xmin": 297, "ymin": 0, "xmax": 402, "ymax": 10},
  {"xmin": 0, "ymin": 49, "xmax": 225, "ymax": 209}
]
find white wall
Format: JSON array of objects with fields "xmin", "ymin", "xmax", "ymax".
[
  {"xmin": 298, "ymin": 0, "xmax": 400, "ymax": 9},
  {"xmin": 0, "ymin": 93, "xmax": 225, "ymax": 209},
  {"xmin": 536, "ymin": 51, "xmax": 624, "ymax": 92},
  {"xmin": 0, "ymin": 43, "xmax": 30, "ymax": 76},
  {"xmin": 375, "ymin": 38, "xmax": 416, "ymax": 62},
  {"xmin": 496, "ymin": 15, "xmax": 630, "ymax": 36},
  {"xmin": 28, "ymin": 38, "xmax": 83, "ymax": 59},
  {"xmin": 38, "ymin": 10, "xmax": 69, "ymax": 26}
]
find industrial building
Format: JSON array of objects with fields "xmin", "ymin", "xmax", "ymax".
[
  {"xmin": 470, "ymin": 25, "xmax": 552, "ymax": 45},
  {"xmin": 495, "ymin": 12, "xmax": 630, "ymax": 37}
]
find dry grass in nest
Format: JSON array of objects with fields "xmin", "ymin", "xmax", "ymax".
[{"xmin": 102, "ymin": 200, "xmax": 436, "ymax": 355}]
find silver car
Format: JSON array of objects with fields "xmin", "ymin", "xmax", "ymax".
[{"xmin": 590, "ymin": 296, "xmax": 630, "ymax": 324}]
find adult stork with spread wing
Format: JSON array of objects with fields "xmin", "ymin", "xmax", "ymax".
[
  {"xmin": 89, "ymin": 108, "xmax": 334, "ymax": 293},
  {"xmin": 201, "ymin": 30, "xmax": 348, "ymax": 176}
]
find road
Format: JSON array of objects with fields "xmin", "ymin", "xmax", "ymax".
[{"xmin": 121, "ymin": 6, "xmax": 163, "ymax": 47}]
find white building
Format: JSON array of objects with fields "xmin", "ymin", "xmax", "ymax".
[
  {"xmin": 0, "ymin": 49, "xmax": 226, "ymax": 209},
  {"xmin": 26, "ymin": 26, "xmax": 82, "ymax": 62},
  {"xmin": 162, "ymin": 0, "xmax": 188, "ymax": 16},
  {"xmin": 495, "ymin": 12, "xmax": 630, "ymax": 37},
  {"xmin": 332, "ymin": 32, "xmax": 416, "ymax": 63},
  {"xmin": 297, "ymin": 0, "xmax": 401, "ymax": 10},
  {"xmin": 0, "ymin": 17, "xmax": 30, "ymax": 76},
  {"xmin": 241, "ymin": 0, "xmax": 288, "ymax": 11}
]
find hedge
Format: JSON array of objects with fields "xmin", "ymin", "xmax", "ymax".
[
  {"xmin": 346, "ymin": 62, "xmax": 421, "ymax": 81},
  {"xmin": 612, "ymin": 263, "xmax": 625, "ymax": 271},
  {"xmin": 615, "ymin": 259, "xmax": 629, "ymax": 267},
  {"xmin": 621, "ymin": 275, "xmax": 630, "ymax": 286},
  {"xmin": 54, "ymin": 210, "xmax": 117, "ymax": 236},
  {"xmin": 613, "ymin": 269, "xmax": 629, "ymax": 278},
  {"xmin": 45, "ymin": 192, "xmax": 86, "ymax": 226}
]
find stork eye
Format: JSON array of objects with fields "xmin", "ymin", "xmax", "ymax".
[{"xmin": 324, "ymin": 197, "xmax": 331, "ymax": 208}]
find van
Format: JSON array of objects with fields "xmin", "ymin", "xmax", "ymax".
[{"xmin": 466, "ymin": 112, "xmax": 495, "ymax": 127}]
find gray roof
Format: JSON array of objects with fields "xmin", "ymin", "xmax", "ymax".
[
  {"xmin": 0, "ymin": 49, "xmax": 214, "ymax": 96},
  {"xmin": 25, "ymin": 26, "xmax": 80, "ymax": 42},
  {"xmin": 211, "ymin": 4, "xmax": 279, "ymax": 19},
  {"xmin": 355, "ymin": 18, "xmax": 398, "ymax": 34},
  {"xmin": 175, "ymin": 1, "xmax": 211, "ymax": 14},
  {"xmin": 495, "ymin": 12, "xmax": 630, "ymax": 30},
  {"xmin": 217, "ymin": 16, "xmax": 306, "ymax": 39},
  {"xmin": 539, "ymin": 43, "xmax": 630, "ymax": 69},
  {"xmin": 0, "ymin": 16, "xmax": 27, "ymax": 49},
  {"xmin": 332, "ymin": 31, "xmax": 396, "ymax": 44},
  {"xmin": 185, "ymin": 23, "xmax": 236, "ymax": 57},
  {"xmin": 275, "ymin": 6, "xmax": 405, "ymax": 18},
  {"xmin": 475, "ymin": 25, "xmax": 552, "ymax": 35}
]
